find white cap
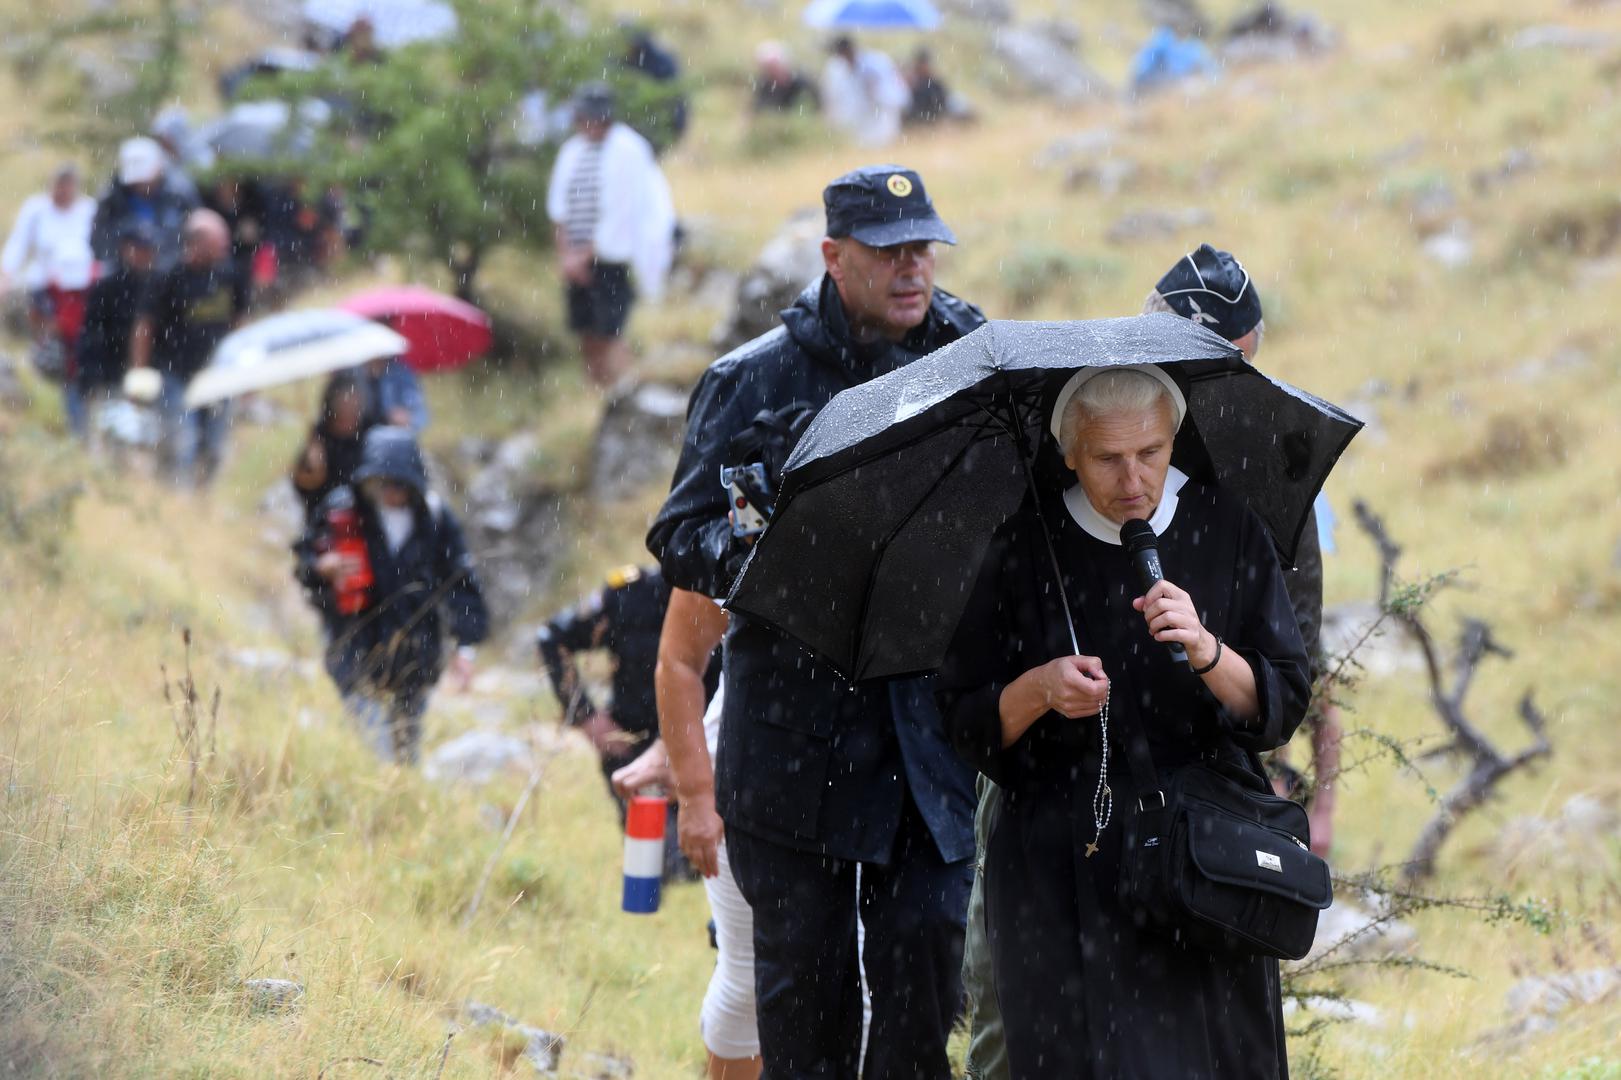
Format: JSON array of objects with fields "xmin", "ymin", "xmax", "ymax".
[
  {"xmin": 118, "ymin": 137, "xmax": 165, "ymax": 185},
  {"xmin": 1048, "ymin": 363, "xmax": 1188, "ymax": 443},
  {"xmin": 122, "ymin": 367, "xmax": 162, "ymax": 404}
]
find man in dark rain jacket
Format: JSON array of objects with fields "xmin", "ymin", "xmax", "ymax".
[
  {"xmin": 295, "ymin": 427, "xmax": 489, "ymax": 764},
  {"xmin": 647, "ymin": 165, "xmax": 984, "ymax": 1079}
]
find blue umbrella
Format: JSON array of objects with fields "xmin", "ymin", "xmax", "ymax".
[{"xmin": 804, "ymin": 0, "xmax": 942, "ymax": 31}]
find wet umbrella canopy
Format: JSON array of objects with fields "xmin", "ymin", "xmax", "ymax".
[
  {"xmin": 727, "ymin": 314, "xmax": 1363, "ymax": 681},
  {"xmin": 339, "ymin": 286, "xmax": 493, "ymax": 374},
  {"xmin": 184, "ymin": 309, "xmax": 407, "ymax": 408},
  {"xmin": 803, "ymin": 0, "xmax": 943, "ymax": 30}
]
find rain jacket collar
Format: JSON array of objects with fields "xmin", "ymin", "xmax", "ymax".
[{"xmin": 780, "ymin": 274, "xmax": 984, "ymax": 385}]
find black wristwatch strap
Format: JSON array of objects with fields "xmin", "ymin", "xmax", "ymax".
[{"xmin": 1191, "ymin": 637, "xmax": 1223, "ymax": 677}]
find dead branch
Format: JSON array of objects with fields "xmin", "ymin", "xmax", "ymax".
[{"xmin": 1350, "ymin": 501, "xmax": 1553, "ymax": 885}]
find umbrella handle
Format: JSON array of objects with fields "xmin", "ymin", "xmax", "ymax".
[
  {"xmin": 997, "ymin": 379, "xmax": 1082, "ymax": 657},
  {"xmin": 1016, "ymin": 449, "xmax": 1081, "ymax": 657}
]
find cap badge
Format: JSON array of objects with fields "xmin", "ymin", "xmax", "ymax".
[{"xmin": 886, "ymin": 173, "xmax": 913, "ymax": 197}]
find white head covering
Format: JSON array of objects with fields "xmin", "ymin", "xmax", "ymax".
[{"xmin": 1048, "ymin": 363, "xmax": 1188, "ymax": 446}]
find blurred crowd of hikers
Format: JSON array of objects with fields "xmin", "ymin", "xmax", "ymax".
[{"xmin": 751, "ymin": 36, "xmax": 972, "ymax": 144}]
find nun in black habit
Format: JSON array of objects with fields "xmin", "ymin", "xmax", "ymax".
[{"xmin": 936, "ymin": 363, "xmax": 1311, "ymax": 1078}]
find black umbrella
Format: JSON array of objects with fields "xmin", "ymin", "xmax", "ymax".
[{"xmin": 726, "ymin": 314, "xmax": 1363, "ymax": 681}]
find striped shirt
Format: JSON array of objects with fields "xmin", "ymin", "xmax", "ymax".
[{"xmin": 565, "ymin": 139, "xmax": 605, "ymax": 247}]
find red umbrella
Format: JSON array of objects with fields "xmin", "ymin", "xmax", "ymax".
[{"xmin": 338, "ymin": 286, "xmax": 493, "ymax": 373}]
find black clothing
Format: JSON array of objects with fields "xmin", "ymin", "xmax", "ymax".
[
  {"xmin": 90, "ymin": 174, "xmax": 200, "ymax": 272},
  {"xmin": 1280, "ymin": 505, "xmax": 1324, "ymax": 667},
  {"xmin": 294, "ymin": 421, "xmax": 372, "ymax": 522},
  {"xmin": 265, "ymin": 183, "xmax": 339, "ymax": 271},
  {"xmin": 537, "ymin": 568, "xmax": 673, "ymax": 742},
  {"xmin": 727, "ymin": 801, "xmax": 973, "ymax": 1080},
  {"xmin": 906, "ymin": 76, "xmax": 952, "ymax": 125},
  {"xmin": 936, "ymin": 481, "xmax": 1310, "ymax": 1078},
  {"xmin": 648, "ymin": 275, "xmax": 986, "ymax": 865},
  {"xmin": 622, "ymin": 36, "xmax": 688, "ymax": 145},
  {"xmin": 752, "ymin": 73, "xmax": 820, "ymax": 113},
  {"xmin": 1155, "ymin": 243, "xmax": 1263, "ymax": 341},
  {"xmin": 139, "ymin": 262, "xmax": 249, "ymax": 380},
  {"xmin": 565, "ymin": 261, "xmax": 634, "ymax": 338},
  {"xmin": 75, "ymin": 266, "xmax": 149, "ymax": 390},
  {"xmin": 295, "ymin": 487, "xmax": 488, "ymax": 708},
  {"xmin": 649, "ymin": 274, "xmax": 984, "ymax": 1075}
]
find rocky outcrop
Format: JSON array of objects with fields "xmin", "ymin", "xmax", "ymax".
[
  {"xmin": 712, "ymin": 210, "xmax": 825, "ymax": 356},
  {"xmin": 990, "ymin": 22, "xmax": 1114, "ymax": 104}
]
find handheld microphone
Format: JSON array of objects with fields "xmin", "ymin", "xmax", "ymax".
[{"xmin": 1120, "ymin": 518, "xmax": 1192, "ymax": 671}]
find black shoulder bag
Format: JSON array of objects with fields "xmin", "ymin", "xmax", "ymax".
[{"xmin": 1115, "ymin": 723, "xmax": 1332, "ymax": 960}]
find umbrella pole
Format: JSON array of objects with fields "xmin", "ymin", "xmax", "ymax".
[{"xmin": 1000, "ymin": 389, "xmax": 1081, "ymax": 656}]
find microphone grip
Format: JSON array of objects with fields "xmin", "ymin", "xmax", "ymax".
[{"xmin": 1130, "ymin": 548, "xmax": 1193, "ymax": 671}]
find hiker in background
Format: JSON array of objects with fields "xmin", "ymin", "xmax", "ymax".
[
  {"xmin": 621, "ymin": 23, "xmax": 689, "ymax": 151},
  {"xmin": 904, "ymin": 48, "xmax": 970, "ymax": 127},
  {"xmin": 0, "ymin": 163, "xmax": 97, "ymax": 434},
  {"xmin": 538, "ymin": 565, "xmax": 705, "ymax": 879},
  {"xmin": 150, "ymin": 106, "xmax": 215, "ymax": 185},
  {"xmin": 545, "ymin": 82, "xmax": 676, "ymax": 390},
  {"xmin": 129, "ymin": 208, "xmax": 249, "ymax": 488},
  {"xmin": 751, "ymin": 41, "xmax": 820, "ymax": 115},
  {"xmin": 90, "ymin": 137, "xmax": 201, "ymax": 274},
  {"xmin": 76, "ymin": 223, "xmax": 157, "ymax": 453},
  {"xmin": 1130, "ymin": 25, "xmax": 1220, "ymax": 97},
  {"xmin": 291, "ymin": 372, "xmax": 374, "ymax": 523},
  {"xmin": 360, "ymin": 354, "xmax": 429, "ymax": 434},
  {"xmin": 821, "ymin": 35, "xmax": 909, "ymax": 147},
  {"xmin": 295, "ymin": 427, "xmax": 488, "ymax": 765}
]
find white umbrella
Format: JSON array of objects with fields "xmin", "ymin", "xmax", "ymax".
[
  {"xmin": 302, "ymin": 0, "xmax": 458, "ymax": 48},
  {"xmin": 185, "ymin": 309, "xmax": 407, "ymax": 408}
]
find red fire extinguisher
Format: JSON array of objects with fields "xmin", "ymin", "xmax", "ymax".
[{"xmin": 326, "ymin": 505, "xmax": 374, "ymax": 615}]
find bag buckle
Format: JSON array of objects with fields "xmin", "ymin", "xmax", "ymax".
[{"xmin": 1137, "ymin": 790, "xmax": 1166, "ymax": 812}]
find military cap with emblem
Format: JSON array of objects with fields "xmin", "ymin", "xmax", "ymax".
[
  {"xmin": 823, "ymin": 164, "xmax": 957, "ymax": 248},
  {"xmin": 1154, "ymin": 243, "xmax": 1263, "ymax": 341}
]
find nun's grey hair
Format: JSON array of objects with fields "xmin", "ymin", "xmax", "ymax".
[{"xmin": 1058, "ymin": 370, "xmax": 1174, "ymax": 455}]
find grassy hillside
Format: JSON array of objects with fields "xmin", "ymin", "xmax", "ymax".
[{"xmin": 3, "ymin": 0, "xmax": 1621, "ymax": 1075}]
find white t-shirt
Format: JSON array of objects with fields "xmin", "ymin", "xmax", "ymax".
[
  {"xmin": 1, "ymin": 193, "xmax": 96, "ymax": 291},
  {"xmin": 378, "ymin": 505, "xmax": 414, "ymax": 554},
  {"xmin": 702, "ymin": 682, "xmax": 725, "ymax": 762}
]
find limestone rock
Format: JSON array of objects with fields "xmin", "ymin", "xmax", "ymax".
[
  {"xmin": 1282, "ymin": 994, "xmax": 1385, "ymax": 1027},
  {"xmin": 424, "ymin": 731, "xmax": 534, "ymax": 786},
  {"xmin": 1105, "ymin": 207, "xmax": 1214, "ymax": 244},
  {"xmin": 465, "ymin": 1001, "xmax": 567, "ymax": 1073},
  {"xmin": 990, "ymin": 23, "xmax": 1114, "ymax": 104},
  {"xmin": 243, "ymin": 978, "xmax": 304, "ymax": 1012},
  {"xmin": 1034, "ymin": 127, "xmax": 1117, "ymax": 169},
  {"xmin": 1318, "ymin": 601, "xmax": 1421, "ymax": 678},
  {"xmin": 1223, "ymin": 2, "xmax": 1339, "ymax": 65},
  {"xmin": 1300, "ymin": 896, "xmax": 1418, "ymax": 966},
  {"xmin": 1511, "ymin": 25, "xmax": 1618, "ymax": 52},
  {"xmin": 1423, "ymin": 222, "xmax": 1475, "ymax": 269},
  {"xmin": 590, "ymin": 382, "xmax": 691, "ymax": 503},
  {"xmin": 712, "ymin": 210, "xmax": 825, "ymax": 355}
]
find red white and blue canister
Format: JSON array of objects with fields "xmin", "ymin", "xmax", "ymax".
[{"xmin": 622, "ymin": 795, "xmax": 668, "ymax": 914}]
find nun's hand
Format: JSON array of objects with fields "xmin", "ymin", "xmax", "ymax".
[
  {"xmin": 1134, "ymin": 580, "xmax": 1218, "ymax": 669},
  {"xmin": 1037, "ymin": 654, "xmax": 1110, "ymax": 719}
]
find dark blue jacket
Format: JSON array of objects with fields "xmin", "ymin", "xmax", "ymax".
[
  {"xmin": 294, "ymin": 431, "xmax": 489, "ymax": 698},
  {"xmin": 647, "ymin": 275, "xmax": 985, "ymax": 865}
]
